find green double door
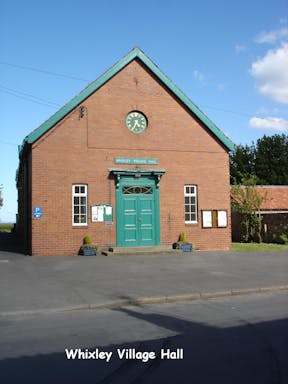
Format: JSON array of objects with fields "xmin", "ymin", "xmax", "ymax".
[{"xmin": 116, "ymin": 177, "xmax": 160, "ymax": 247}]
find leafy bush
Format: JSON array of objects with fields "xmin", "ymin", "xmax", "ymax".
[
  {"xmin": 79, "ymin": 234, "xmax": 98, "ymax": 255},
  {"xmin": 179, "ymin": 232, "xmax": 187, "ymax": 242},
  {"xmin": 83, "ymin": 234, "xmax": 92, "ymax": 245},
  {"xmin": 231, "ymin": 178, "xmax": 268, "ymax": 243},
  {"xmin": 280, "ymin": 225, "xmax": 288, "ymax": 245},
  {"xmin": 0, "ymin": 223, "xmax": 14, "ymax": 232}
]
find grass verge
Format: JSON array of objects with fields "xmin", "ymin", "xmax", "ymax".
[
  {"xmin": 232, "ymin": 242, "xmax": 288, "ymax": 252},
  {"xmin": 0, "ymin": 223, "xmax": 14, "ymax": 233}
]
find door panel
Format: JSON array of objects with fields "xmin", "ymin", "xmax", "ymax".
[
  {"xmin": 123, "ymin": 197, "xmax": 137, "ymax": 244},
  {"xmin": 138, "ymin": 196, "xmax": 154, "ymax": 245}
]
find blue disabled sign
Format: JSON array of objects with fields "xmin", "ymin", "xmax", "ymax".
[{"xmin": 33, "ymin": 207, "xmax": 42, "ymax": 218}]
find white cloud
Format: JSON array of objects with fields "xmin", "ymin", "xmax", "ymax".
[
  {"xmin": 193, "ymin": 69, "xmax": 205, "ymax": 82},
  {"xmin": 251, "ymin": 43, "xmax": 288, "ymax": 104},
  {"xmin": 255, "ymin": 27, "xmax": 288, "ymax": 44},
  {"xmin": 249, "ymin": 116, "xmax": 288, "ymax": 131}
]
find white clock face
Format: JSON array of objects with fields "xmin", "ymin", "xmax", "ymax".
[{"xmin": 125, "ymin": 111, "xmax": 148, "ymax": 134}]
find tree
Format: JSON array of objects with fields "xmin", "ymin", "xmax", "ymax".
[
  {"xmin": 255, "ymin": 134, "xmax": 288, "ymax": 185},
  {"xmin": 230, "ymin": 144, "xmax": 256, "ymax": 184},
  {"xmin": 231, "ymin": 178, "xmax": 268, "ymax": 243},
  {"xmin": 230, "ymin": 134, "xmax": 288, "ymax": 185}
]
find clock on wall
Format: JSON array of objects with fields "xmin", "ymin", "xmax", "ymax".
[{"xmin": 125, "ymin": 111, "xmax": 148, "ymax": 134}]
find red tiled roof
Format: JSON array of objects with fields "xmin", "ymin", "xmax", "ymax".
[{"xmin": 253, "ymin": 186, "xmax": 288, "ymax": 210}]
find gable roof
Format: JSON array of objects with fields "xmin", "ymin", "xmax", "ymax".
[{"xmin": 21, "ymin": 47, "xmax": 235, "ymax": 152}]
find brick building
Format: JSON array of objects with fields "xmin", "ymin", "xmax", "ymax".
[{"xmin": 16, "ymin": 48, "xmax": 234, "ymax": 255}]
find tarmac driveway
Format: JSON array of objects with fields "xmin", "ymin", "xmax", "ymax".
[{"xmin": 0, "ymin": 250, "xmax": 288, "ymax": 315}]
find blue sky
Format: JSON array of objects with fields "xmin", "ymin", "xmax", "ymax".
[{"xmin": 0, "ymin": 0, "xmax": 287, "ymax": 222}]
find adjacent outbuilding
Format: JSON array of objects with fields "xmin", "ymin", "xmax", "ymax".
[
  {"xmin": 232, "ymin": 185, "xmax": 288, "ymax": 243},
  {"xmin": 16, "ymin": 48, "xmax": 234, "ymax": 255}
]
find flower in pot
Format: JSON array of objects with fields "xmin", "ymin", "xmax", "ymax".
[
  {"xmin": 173, "ymin": 232, "xmax": 193, "ymax": 252},
  {"xmin": 79, "ymin": 234, "xmax": 98, "ymax": 256}
]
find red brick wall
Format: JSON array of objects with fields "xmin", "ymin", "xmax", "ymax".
[{"xmin": 29, "ymin": 60, "xmax": 231, "ymax": 255}]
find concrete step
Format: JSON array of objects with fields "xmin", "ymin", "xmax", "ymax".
[{"xmin": 101, "ymin": 245, "xmax": 181, "ymax": 256}]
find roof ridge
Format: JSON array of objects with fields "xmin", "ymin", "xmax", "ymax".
[{"xmin": 20, "ymin": 47, "xmax": 235, "ymax": 152}]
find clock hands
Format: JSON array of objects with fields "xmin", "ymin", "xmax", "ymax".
[{"xmin": 132, "ymin": 119, "xmax": 141, "ymax": 129}]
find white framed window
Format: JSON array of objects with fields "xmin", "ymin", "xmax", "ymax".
[
  {"xmin": 72, "ymin": 184, "xmax": 88, "ymax": 226},
  {"xmin": 184, "ymin": 185, "xmax": 198, "ymax": 223}
]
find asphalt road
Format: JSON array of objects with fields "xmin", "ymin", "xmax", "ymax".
[
  {"xmin": 1, "ymin": 291, "xmax": 288, "ymax": 384},
  {"xmin": 1, "ymin": 250, "xmax": 288, "ymax": 315}
]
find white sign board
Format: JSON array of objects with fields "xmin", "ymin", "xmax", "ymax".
[
  {"xmin": 202, "ymin": 210, "xmax": 212, "ymax": 228},
  {"xmin": 217, "ymin": 210, "xmax": 227, "ymax": 227}
]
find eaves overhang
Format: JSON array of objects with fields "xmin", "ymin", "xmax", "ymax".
[{"xmin": 20, "ymin": 47, "xmax": 235, "ymax": 153}]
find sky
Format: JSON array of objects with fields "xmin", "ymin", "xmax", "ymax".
[{"xmin": 0, "ymin": 0, "xmax": 287, "ymax": 223}]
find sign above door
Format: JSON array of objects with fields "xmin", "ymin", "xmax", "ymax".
[{"xmin": 114, "ymin": 158, "xmax": 158, "ymax": 165}]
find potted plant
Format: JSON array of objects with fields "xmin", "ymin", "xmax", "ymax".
[
  {"xmin": 173, "ymin": 232, "xmax": 193, "ymax": 252},
  {"xmin": 79, "ymin": 234, "xmax": 98, "ymax": 256}
]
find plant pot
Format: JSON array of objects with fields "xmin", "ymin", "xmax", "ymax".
[
  {"xmin": 80, "ymin": 247, "xmax": 97, "ymax": 256},
  {"xmin": 172, "ymin": 242, "xmax": 193, "ymax": 252},
  {"xmin": 180, "ymin": 243, "xmax": 193, "ymax": 252}
]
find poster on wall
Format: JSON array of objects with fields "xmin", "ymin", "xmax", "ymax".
[
  {"xmin": 105, "ymin": 206, "xmax": 112, "ymax": 216},
  {"xmin": 91, "ymin": 204, "xmax": 113, "ymax": 222},
  {"xmin": 91, "ymin": 205, "xmax": 104, "ymax": 222}
]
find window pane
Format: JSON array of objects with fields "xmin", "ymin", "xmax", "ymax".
[
  {"xmin": 123, "ymin": 186, "xmax": 153, "ymax": 194},
  {"xmin": 74, "ymin": 215, "xmax": 79, "ymax": 223},
  {"xmin": 143, "ymin": 186, "xmax": 152, "ymax": 194},
  {"xmin": 74, "ymin": 197, "xmax": 79, "ymax": 205},
  {"xmin": 80, "ymin": 186, "xmax": 85, "ymax": 194},
  {"xmin": 80, "ymin": 197, "xmax": 86, "ymax": 205},
  {"xmin": 190, "ymin": 213, "xmax": 196, "ymax": 221},
  {"xmin": 75, "ymin": 186, "xmax": 79, "ymax": 194}
]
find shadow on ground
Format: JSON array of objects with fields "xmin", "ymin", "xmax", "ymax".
[{"xmin": 1, "ymin": 307, "xmax": 287, "ymax": 384}]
